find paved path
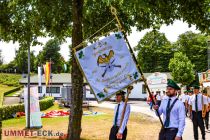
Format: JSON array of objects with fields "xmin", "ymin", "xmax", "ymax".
[
  {"xmin": 89, "ymin": 101, "xmax": 210, "ymax": 140},
  {"xmin": 3, "ymin": 97, "xmax": 20, "ymax": 105}
]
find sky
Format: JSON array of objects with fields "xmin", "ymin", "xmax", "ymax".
[{"xmin": 0, "ymin": 20, "xmax": 200, "ymax": 64}]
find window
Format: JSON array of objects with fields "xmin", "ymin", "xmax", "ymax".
[
  {"xmin": 142, "ymin": 85, "xmax": 147, "ymax": 94},
  {"xmin": 38, "ymin": 86, "xmax": 42, "ymax": 93},
  {"xmin": 46, "ymin": 87, "xmax": 60, "ymax": 93}
]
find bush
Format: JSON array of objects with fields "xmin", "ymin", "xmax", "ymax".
[
  {"xmin": 0, "ymin": 96, "xmax": 54, "ymax": 120},
  {"xmin": 3, "ymin": 86, "xmax": 22, "ymax": 96},
  {"xmin": 0, "ymin": 73, "xmax": 21, "ymax": 87}
]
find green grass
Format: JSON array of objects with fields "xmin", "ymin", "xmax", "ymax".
[
  {"xmin": 2, "ymin": 104, "xmax": 160, "ymax": 140},
  {"xmin": 4, "ymin": 90, "xmax": 21, "ymax": 97},
  {"xmin": 0, "ymin": 85, "xmax": 17, "ymax": 107},
  {"xmin": 0, "ymin": 73, "xmax": 21, "ymax": 87}
]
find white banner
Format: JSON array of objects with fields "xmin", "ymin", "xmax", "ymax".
[
  {"xmin": 38, "ymin": 66, "xmax": 42, "ymax": 86},
  {"xmin": 75, "ymin": 32, "xmax": 140, "ymax": 102},
  {"xmin": 24, "ymin": 86, "xmax": 42, "ymax": 128},
  {"xmin": 147, "ymin": 72, "xmax": 167, "ymax": 85}
]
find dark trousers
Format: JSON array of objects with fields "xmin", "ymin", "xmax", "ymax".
[
  {"xmin": 192, "ymin": 111, "xmax": 205, "ymax": 140},
  {"xmin": 159, "ymin": 128, "xmax": 181, "ymax": 140},
  {"xmin": 204, "ymin": 111, "xmax": 209, "ymax": 130},
  {"xmin": 109, "ymin": 126, "xmax": 127, "ymax": 140},
  {"xmin": 157, "ymin": 100, "xmax": 161, "ymax": 106}
]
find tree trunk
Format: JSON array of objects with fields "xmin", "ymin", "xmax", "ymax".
[{"xmin": 68, "ymin": 0, "xmax": 84, "ymax": 140}]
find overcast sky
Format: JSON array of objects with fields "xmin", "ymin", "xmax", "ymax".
[{"xmin": 0, "ymin": 20, "xmax": 200, "ymax": 64}]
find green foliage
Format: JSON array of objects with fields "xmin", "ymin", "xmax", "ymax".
[
  {"xmin": 35, "ymin": 39, "xmax": 65, "ymax": 73},
  {"xmin": 14, "ymin": 47, "xmax": 36, "ymax": 73},
  {"xmin": 3, "ymin": 86, "xmax": 22, "ymax": 96},
  {"xmin": 0, "ymin": 73, "xmax": 21, "ymax": 87},
  {"xmin": 0, "ymin": 96, "xmax": 54, "ymax": 120},
  {"xmin": 169, "ymin": 52, "xmax": 195, "ymax": 86},
  {"xmin": 135, "ymin": 30, "xmax": 174, "ymax": 72},
  {"xmin": 1, "ymin": 0, "xmax": 210, "ymax": 43},
  {"xmin": 175, "ymin": 31, "xmax": 209, "ymax": 72}
]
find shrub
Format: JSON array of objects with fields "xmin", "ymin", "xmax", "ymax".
[
  {"xmin": 3, "ymin": 86, "xmax": 22, "ymax": 96},
  {"xmin": 0, "ymin": 96, "xmax": 54, "ymax": 120}
]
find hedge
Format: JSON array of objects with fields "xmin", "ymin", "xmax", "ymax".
[
  {"xmin": 0, "ymin": 96, "xmax": 54, "ymax": 120},
  {"xmin": 3, "ymin": 86, "xmax": 22, "ymax": 96},
  {"xmin": 0, "ymin": 93, "xmax": 4, "ymax": 107},
  {"xmin": 0, "ymin": 86, "xmax": 22, "ymax": 107}
]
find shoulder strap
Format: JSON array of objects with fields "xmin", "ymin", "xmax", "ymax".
[{"xmin": 168, "ymin": 98, "xmax": 178, "ymax": 112}]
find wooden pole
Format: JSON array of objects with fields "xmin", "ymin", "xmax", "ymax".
[
  {"xmin": 111, "ymin": 6, "xmax": 164, "ymax": 127},
  {"xmin": 119, "ymin": 86, "xmax": 133, "ymax": 131}
]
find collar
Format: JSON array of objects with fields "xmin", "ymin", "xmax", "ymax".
[
  {"xmin": 119, "ymin": 101, "xmax": 124, "ymax": 105},
  {"xmin": 167, "ymin": 96, "xmax": 177, "ymax": 101},
  {"xmin": 117, "ymin": 101, "xmax": 124, "ymax": 105}
]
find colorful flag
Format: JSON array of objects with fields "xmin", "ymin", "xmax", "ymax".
[
  {"xmin": 38, "ymin": 66, "xmax": 42, "ymax": 86},
  {"xmin": 24, "ymin": 86, "xmax": 42, "ymax": 128},
  {"xmin": 64, "ymin": 64, "xmax": 67, "ymax": 72},
  {"xmin": 45, "ymin": 62, "xmax": 51, "ymax": 86},
  {"xmin": 75, "ymin": 32, "xmax": 140, "ymax": 102}
]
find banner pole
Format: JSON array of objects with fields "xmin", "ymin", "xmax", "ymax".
[
  {"xmin": 111, "ymin": 6, "xmax": 164, "ymax": 127},
  {"xmin": 118, "ymin": 86, "xmax": 133, "ymax": 137}
]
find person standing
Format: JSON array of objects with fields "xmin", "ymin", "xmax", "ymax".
[
  {"xmin": 189, "ymin": 85, "xmax": 208, "ymax": 140},
  {"xmin": 203, "ymin": 89, "xmax": 210, "ymax": 130},
  {"xmin": 109, "ymin": 90, "xmax": 131, "ymax": 140},
  {"xmin": 153, "ymin": 79, "xmax": 186, "ymax": 140},
  {"xmin": 156, "ymin": 91, "xmax": 162, "ymax": 106},
  {"xmin": 181, "ymin": 91, "xmax": 188, "ymax": 116}
]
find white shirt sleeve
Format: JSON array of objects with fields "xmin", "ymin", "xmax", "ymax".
[
  {"xmin": 156, "ymin": 100, "xmax": 163, "ymax": 116},
  {"xmin": 118, "ymin": 104, "xmax": 131, "ymax": 134},
  {"xmin": 188, "ymin": 96, "xmax": 192, "ymax": 105},
  {"xmin": 203, "ymin": 96, "xmax": 208, "ymax": 105},
  {"xmin": 176, "ymin": 103, "xmax": 186, "ymax": 137}
]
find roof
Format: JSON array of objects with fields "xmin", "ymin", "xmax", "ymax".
[
  {"xmin": 19, "ymin": 72, "xmax": 172, "ymax": 84},
  {"xmin": 20, "ymin": 73, "xmax": 72, "ymax": 84}
]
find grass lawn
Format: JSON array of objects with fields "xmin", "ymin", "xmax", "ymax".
[
  {"xmin": 4, "ymin": 89, "xmax": 22, "ymax": 97},
  {"xmin": 2, "ymin": 103, "xmax": 160, "ymax": 140},
  {"xmin": 0, "ymin": 84, "xmax": 17, "ymax": 107}
]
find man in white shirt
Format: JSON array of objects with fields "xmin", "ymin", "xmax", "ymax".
[
  {"xmin": 156, "ymin": 91, "xmax": 161, "ymax": 106},
  {"xmin": 154, "ymin": 79, "xmax": 185, "ymax": 140},
  {"xmin": 109, "ymin": 90, "xmax": 130, "ymax": 140},
  {"xmin": 189, "ymin": 85, "xmax": 208, "ymax": 140},
  {"xmin": 203, "ymin": 89, "xmax": 210, "ymax": 130},
  {"xmin": 181, "ymin": 91, "xmax": 188, "ymax": 116}
]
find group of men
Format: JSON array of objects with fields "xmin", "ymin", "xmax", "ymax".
[{"xmin": 109, "ymin": 79, "xmax": 210, "ymax": 140}]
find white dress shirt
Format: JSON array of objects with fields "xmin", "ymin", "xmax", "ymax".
[
  {"xmin": 208, "ymin": 97, "xmax": 210, "ymax": 103},
  {"xmin": 157, "ymin": 96, "xmax": 186, "ymax": 137},
  {"xmin": 188, "ymin": 93, "xmax": 208, "ymax": 111},
  {"xmin": 156, "ymin": 94, "xmax": 161, "ymax": 101},
  {"xmin": 181, "ymin": 94, "xmax": 186, "ymax": 103},
  {"xmin": 113, "ymin": 101, "xmax": 131, "ymax": 134}
]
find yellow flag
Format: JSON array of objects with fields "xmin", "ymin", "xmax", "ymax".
[{"xmin": 45, "ymin": 62, "xmax": 51, "ymax": 86}]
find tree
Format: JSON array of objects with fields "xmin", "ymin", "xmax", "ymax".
[
  {"xmin": 1, "ymin": 0, "xmax": 210, "ymax": 139},
  {"xmin": 169, "ymin": 52, "xmax": 195, "ymax": 86},
  {"xmin": 14, "ymin": 47, "xmax": 36, "ymax": 73},
  {"xmin": 175, "ymin": 31, "xmax": 209, "ymax": 72},
  {"xmin": 36, "ymin": 39, "xmax": 65, "ymax": 73},
  {"xmin": 135, "ymin": 30, "xmax": 174, "ymax": 72},
  {"xmin": 0, "ymin": 49, "xmax": 3, "ymax": 65}
]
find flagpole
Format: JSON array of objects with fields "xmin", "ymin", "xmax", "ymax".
[
  {"xmin": 111, "ymin": 6, "xmax": 164, "ymax": 127},
  {"xmin": 27, "ymin": 43, "xmax": 31, "ymax": 128}
]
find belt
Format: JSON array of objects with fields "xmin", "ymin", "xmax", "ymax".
[
  {"xmin": 192, "ymin": 111, "xmax": 202, "ymax": 113},
  {"xmin": 164, "ymin": 128, "xmax": 178, "ymax": 131}
]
